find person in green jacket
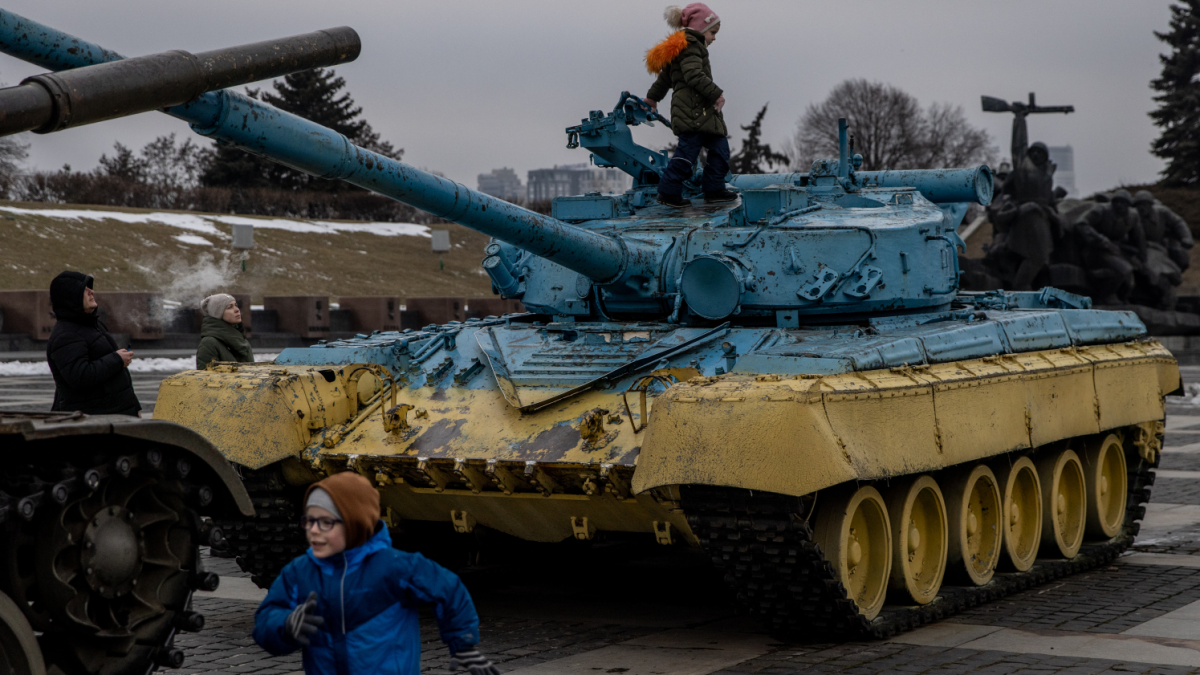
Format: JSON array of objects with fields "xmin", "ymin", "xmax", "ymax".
[
  {"xmin": 643, "ymin": 3, "xmax": 736, "ymax": 208},
  {"xmin": 196, "ymin": 293, "xmax": 254, "ymax": 369}
]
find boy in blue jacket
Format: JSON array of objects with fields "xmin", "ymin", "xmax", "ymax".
[{"xmin": 253, "ymin": 472, "xmax": 499, "ymax": 675}]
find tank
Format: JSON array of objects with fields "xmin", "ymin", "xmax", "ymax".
[
  {"xmin": 1, "ymin": 10, "xmax": 1180, "ymax": 640},
  {"xmin": 0, "ymin": 23, "xmax": 363, "ymax": 675}
]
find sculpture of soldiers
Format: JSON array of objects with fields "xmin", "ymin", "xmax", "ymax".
[
  {"xmin": 1074, "ymin": 189, "xmax": 1146, "ymax": 304},
  {"xmin": 1133, "ymin": 190, "xmax": 1192, "ymax": 271},
  {"xmin": 999, "ymin": 137, "xmax": 1060, "ymax": 290},
  {"xmin": 980, "ymin": 93, "xmax": 1073, "ymax": 290}
]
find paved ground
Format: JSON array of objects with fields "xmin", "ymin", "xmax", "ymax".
[
  {"xmin": 10, "ymin": 365, "xmax": 1200, "ymax": 674},
  {"xmin": 0, "ymin": 371, "xmax": 172, "ymax": 413}
]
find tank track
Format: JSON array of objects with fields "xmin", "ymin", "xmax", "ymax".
[
  {"xmin": 212, "ymin": 468, "xmax": 307, "ymax": 589},
  {"xmin": 0, "ymin": 449, "xmax": 216, "ymax": 674},
  {"xmin": 682, "ymin": 438, "xmax": 1157, "ymax": 639}
]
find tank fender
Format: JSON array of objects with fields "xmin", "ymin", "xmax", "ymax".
[
  {"xmin": 3, "ymin": 414, "xmax": 253, "ymax": 517},
  {"xmin": 633, "ymin": 341, "xmax": 1177, "ymax": 497},
  {"xmin": 0, "ymin": 588, "xmax": 45, "ymax": 675}
]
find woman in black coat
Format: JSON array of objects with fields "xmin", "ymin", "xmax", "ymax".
[{"xmin": 46, "ymin": 271, "xmax": 141, "ymax": 416}]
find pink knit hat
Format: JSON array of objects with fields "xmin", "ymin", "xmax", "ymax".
[{"xmin": 665, "ymin": 4, "xmax": 721, "ymax": 33}]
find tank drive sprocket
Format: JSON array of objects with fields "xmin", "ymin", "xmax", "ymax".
[
  {"xmin": 1, "ymin": 452, "xmax": 208, "ymax": 674},
  {"xmin": 0, "ymin": 411, "xmax": 254, "ymax": 675}
]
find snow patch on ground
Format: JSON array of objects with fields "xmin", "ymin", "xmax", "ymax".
[
  {"xmin": 0, "ymin": 205, "xmax": 430, "ymax": 238},
  {"xmin": 0, "ymin": 353, "xmax": 279, "ymax": 377},
  {"xmin": 173, "ymin": 234, "xmax": 214, "ymax": 246},
  {"xmin": 0, "ymin": 206, "xmax": 224, "ymax": 235},
  {"xmin": 208, "ymin": 215, "xmax": 431, "ymax": 237},
  {"xmin": 1170, "ymin": 383, "xmax": 1200, "ymax": 405}
]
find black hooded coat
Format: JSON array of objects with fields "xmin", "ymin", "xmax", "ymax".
[{"xmin": 46, "ymin": 271, "xmax": 141, "ymax": 415}]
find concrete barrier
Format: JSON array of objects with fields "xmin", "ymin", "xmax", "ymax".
[
  {"xmin": 404, "ymin": 297, "xmax": 464, "ymax": 328},
  {"xmin": 465, "ymin": 297, "xmax": 525, "ymax": 320},
  {"xmin": 0, "ymin": 290, "xmax": 54, "ymax": 340},
  {"xmin": 337, "ymin": 296, "xmax": 401, "ymax": 332},
  {"xmin": 264, "ymin": 296, "xmax": 329, "ymax": 338},
  {"xmin": 95, "ymin": 292, "xmax": 164, "ymax": 340}
]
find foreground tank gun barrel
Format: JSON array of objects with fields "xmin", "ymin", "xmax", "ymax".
[{"xmin": 0, "ymin": 25, "xmax": 361, "ymax": 136}]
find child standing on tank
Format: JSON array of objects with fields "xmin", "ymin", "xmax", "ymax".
[
  {"xmin": 253, "ymin": 472, "xmax": 499, "ymax": 675},
  {"xmin": 644, "ymin": 3, "xmax": 737, "ymax": 208}
]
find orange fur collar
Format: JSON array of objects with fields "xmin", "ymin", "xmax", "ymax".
[{"xmin": 645, "ymin": 31, "xmax": 688, "ymax": 74}]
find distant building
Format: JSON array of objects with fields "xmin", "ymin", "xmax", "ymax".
[
  {"xmin": 526, "ymin": 163, "xmax": 632, "ymax": 203},
  {"xmin": 1047, "ymin": 145, "xmax": 1076, "ymax": 197},
  {"xmin": 477, "ymin": 167, "xmax": 523, "ymax": 201}
]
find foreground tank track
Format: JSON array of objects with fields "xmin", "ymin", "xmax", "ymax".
[
  {"xmin": 212, "ymin": 467, "xmax": 307, "ymax": 589},
  {"xmin": 0, "ymin": 443, "xmax": 221, "ymax": 674},
  {"xmin": 682, "ymin": 431, "xmax": 1157, "ymax": 640}
]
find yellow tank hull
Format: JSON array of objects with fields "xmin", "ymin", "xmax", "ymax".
[{"xmin": 154, "ymin": 340, "xmax": 1177, "ymax": 545}]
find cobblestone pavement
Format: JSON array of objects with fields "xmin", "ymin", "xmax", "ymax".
[{"xmin": 9, "ymin": 373, "xmax": 1200, "ymax": 674}]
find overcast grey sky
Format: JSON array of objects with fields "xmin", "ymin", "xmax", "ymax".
[{"xmin": 0, "ymin": 1, "xmax": 1179, "ymax": 196}]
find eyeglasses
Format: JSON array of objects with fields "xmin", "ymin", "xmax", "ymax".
[{"xmin": 299, "ymin": 515, "xmax": 343, "ymax": 532}]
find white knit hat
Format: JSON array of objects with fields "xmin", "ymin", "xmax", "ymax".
[
  {"xmin": 305, "ymin": 487, "xmax": 343, "ymax": 519},
  {"xmin": 200, "ymin": 294, "xmax": 236, "ymax": 319}
]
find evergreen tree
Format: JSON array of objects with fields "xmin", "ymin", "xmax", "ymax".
[
  {"xmin": 729, "ymin": 103, "xmax": 789, "ymax": 174},
  {"xmin": 1150, "ymin": 1, "xmax": 1200, "ymax": 187},
  {"xmin": 202, "ymin": 68, "xmax": 403, "ymax": 191}
]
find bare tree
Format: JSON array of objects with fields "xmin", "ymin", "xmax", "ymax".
[
  {"xmin": 787, "ymin": 79, "xmax": 997, "ymax": 171},
  {"xmin": 913, "ymin": 102, "xmax": 999, "ymax": 169},
  {"xmin": 0, "ymin": 132, "xmax": 29, "ymax": 197},
  {"xmin": 0, "ymin": 78, "xmax": 28, "ymax": 197}
]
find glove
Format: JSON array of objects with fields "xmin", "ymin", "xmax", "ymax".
[
  {"xmin": 449, "ymin": 649, "xmax": 500, "ymax": 675},
  {"xmin": 285, "ymin": 591, "xmax": 325, "ymax": 647}
]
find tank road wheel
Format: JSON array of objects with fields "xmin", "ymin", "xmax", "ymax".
[
  {"xmin": 884, "ymin": 475, "xmax": 948, "ymax": 605},
  {"xmin": 814, "ymin": 485, "xmax": 892, "ymax": 620},
  {"xmin": 1036, "ymin": 448, "xmax": 1087, "ymax": 558},
  {"xmin": 1083, "ymin": 434, "xmax": 1128, "ymax": 539},
  {"xmin": 0, "ymin": 590, "xmax": 45, "ymax": 675},
  {"xmin": 942, "ymin": 465, "xmax": 1002, "ymax": 586},
  {"xmin": 0, "ymin": 465, "xmax": 199, "ymax": 675},
  {"xmin": 993, "ymin": 456, "xmax": 1043, "ymax": 571}
]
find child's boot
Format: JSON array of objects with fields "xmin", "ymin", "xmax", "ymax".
[{"xmin": 657, "ymin": 193, "xmax": 692, "ymax": 208}]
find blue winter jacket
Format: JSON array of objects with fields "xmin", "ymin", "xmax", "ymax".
[{"xmin": 253, "ymin": 525, "xmax": 480, "ymax": 675}]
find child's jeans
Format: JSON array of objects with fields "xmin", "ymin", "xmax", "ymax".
[{"xmin": 658, "ymin": 132, "xmax": 730, "ymax": 196}]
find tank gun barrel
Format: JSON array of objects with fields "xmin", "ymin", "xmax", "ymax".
[
  {"xmin": 0, "ymin": 10, "xmax": 649, "ymax": 286},
  {"xmin": 727, "ymin": 165, "xmax": 993, "ymax": 206},
  {"xmin": 0, "ymin": 26, "xmax": 361, "ymax": 136}
]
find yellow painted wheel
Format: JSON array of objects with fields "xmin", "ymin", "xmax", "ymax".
[
  {"xmin": 992, "ymin": 456, "xmax": 1042, "ymax": 571},
  {"xmin": 813, "ymin": 485, "xmax": 892, "ymax": 620},
  {"xmin": 942, "ymin": 464, "xmax": 1002, "ymax": 586},
  {"xmin": 1036, "ymin": 448, "xmax": 1087, "ymax": 558},
  {"xmin": 885, "ymin": 475, "xmax": 947, "ymax": 605},
  {"xmin": 1083, "ymin": 434, "xmax": 1128, "ymax": 539}
]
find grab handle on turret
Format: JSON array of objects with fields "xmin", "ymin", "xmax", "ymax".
[
  {"xmin": 620, "ymin": 91, "xmax": 672, "ymax": 129},
  {"xmin": 0, "ymin": 26, "xmax": 360, "ymax": 136}
]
